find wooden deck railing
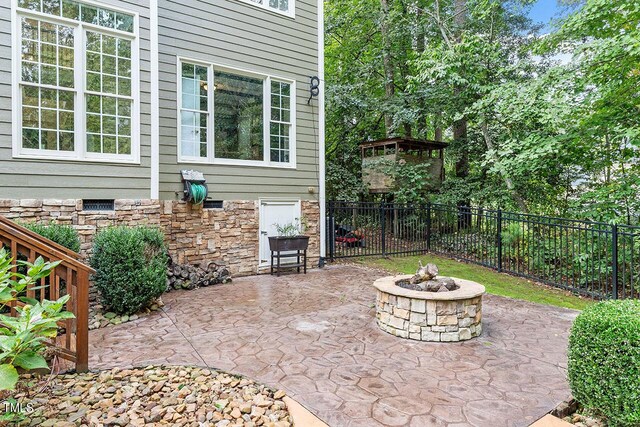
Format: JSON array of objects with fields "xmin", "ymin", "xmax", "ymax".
[{"xmin": 0, "ymin": 215, "xmax": 92, "ymax": 372}]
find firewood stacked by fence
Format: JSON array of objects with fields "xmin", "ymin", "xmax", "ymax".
[
  {"xmin": 0, "ymin": 215, "xmax": 91, "ymax": 372},
  {"xmin": 166, "ymin": 258, "xmax": 231, "ymax": 291}
]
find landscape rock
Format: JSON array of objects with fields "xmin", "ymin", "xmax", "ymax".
[
  {"xmin": 88, "ymin": 298, "xmax": 164, "ymax": 331},
  {"xmin": 15, "ymin": 365, "xmax": 291, "ymax": 427}
]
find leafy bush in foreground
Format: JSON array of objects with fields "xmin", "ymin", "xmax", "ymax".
[
  {"xmin": 0, "ymin": 248, "xmax": 73, "ymax": 391},
  {"xmin": 568, "ymin": 300, "xmax": 640, "ymax": 426},
  {"xmin": 90, "ymin": 226, "xmax": 168, "ymax": 315}
]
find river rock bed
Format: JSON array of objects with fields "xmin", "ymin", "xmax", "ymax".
[
  {"xmin": 15, "ymin": 366, "xmax": 291, "ymax": 427},
  {"xmin": 88, "ymin": 298, "xmax": 164, "ymax": 330},
  {"xmin": 562, "ymin": 413, "xmax": 604, "ymax": 427}
]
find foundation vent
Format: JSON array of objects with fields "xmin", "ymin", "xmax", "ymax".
[
  {"xmin": 82, "ymin": 199, "xmax": 115, "ymax": 211},
  {"xmin": 203, "ymin": 200, "xmax": 224, "ymax": 209}
]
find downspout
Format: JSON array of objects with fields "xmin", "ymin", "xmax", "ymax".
[
  {"xmin": 150, "ymin": 0, "xmax": 160, "ymax": 199},
  {"xmin": 318, "ymin": 0, "xmax": 326, "ymax": 266}
]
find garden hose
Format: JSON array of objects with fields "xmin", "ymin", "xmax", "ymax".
[{"xmin": 190, "ymin": 183, "xmax": 207, "ymax": 205}]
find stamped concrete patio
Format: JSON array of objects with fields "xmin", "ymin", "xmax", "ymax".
[{"xmin": 89, "ymin": 265, "xmax": 578, "ymax": 427}]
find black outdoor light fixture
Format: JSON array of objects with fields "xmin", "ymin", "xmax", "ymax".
[{"xmin": 308, "ymin": 76, "xmax": 320, "ymax": 104}]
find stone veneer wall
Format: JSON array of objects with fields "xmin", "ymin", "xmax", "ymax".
[
  {"xmin": 376, "ymin": 290, "xmax": 482, "ymax": 342},
  {"xmin": 0, "ymin": 199, "xmax": 320, "ymax": 277}
]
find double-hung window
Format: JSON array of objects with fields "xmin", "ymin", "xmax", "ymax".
[
  {"xmin": 14, "ymin": 0, "xmax": 138, "ymax": 162},
  {"xmin": 245, "ymin": 0, "xmax": 293, "ymax": 17},
  {"xmin": 178, "ymin": 60, "xmax": 295, "ymax": 168}
]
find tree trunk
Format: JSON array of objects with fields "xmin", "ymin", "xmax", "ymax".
[
  {"xmin": 481, "ymin": 121, "xmax": 528, "ymax": 212},
  {"xmin": 453, "ymin": 0, "xmax": 468, "ymax": 184},
  {"xmin": 380, "ymin": 0, "xmax": 395, "ymax": 137},
  {"xmin": 453, "ymin": 0, "xmax": 471, "ymax": 228},
  {"xmin": 434, "ymin": 112, "xmax": 443, "ymax": 142}
]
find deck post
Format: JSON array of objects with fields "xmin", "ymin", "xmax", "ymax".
[
  {"xmin": 426, "ymin": 202, "xmax": 432, "ymax": 251},
  {"xmin": 380, "ymin": 202, "xmax": 386, "ymax": 256},
  {"xmin": 75, "ymin": 269, "xmax": 89, "ymax": 372},
  {"xmin": 497, "ymin": 209, "xmax": 503, "ymax": 272},
  {"xmin": 611, "ymin": 224, "xmax": 618, "ymax": 299}
]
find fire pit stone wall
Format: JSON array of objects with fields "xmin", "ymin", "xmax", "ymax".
[{"xmin": 374, "ymin": 275, "xmax": 485, "ymax": 342}]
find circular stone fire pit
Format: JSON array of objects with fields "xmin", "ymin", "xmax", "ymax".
[{"xmin": 374, "ymin": 269, "xmax": 485, "ymax": 342}]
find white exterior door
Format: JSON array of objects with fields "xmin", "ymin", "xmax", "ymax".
[{"xmin": 259, "ymin": 199, "xmax": 302, "ymax": 267}]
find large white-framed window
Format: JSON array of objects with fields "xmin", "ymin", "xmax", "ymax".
[
  {"xmin": 177, "ymin": 58, "xmax": 296, "ymax": 168},
  {"xmin": 241, "ymin": 0, "xmax": 294, "ymax": 18},
  {"xmin": 12, "ymin": 0, "xmax": 140, "ymax": 163}
]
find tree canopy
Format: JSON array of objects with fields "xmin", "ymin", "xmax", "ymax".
[{"xmin": 325, "ymin": 0, "xmax": 640, "ymax": 223}]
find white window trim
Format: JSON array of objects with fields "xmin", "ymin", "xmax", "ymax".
[
  {"xmin": 234, "ymin": 0, "xmax": 295, "ymax": 19},
  {"xmin": 176, "ymin": 57, "xmax": 297, "ymax": 169},
  {"xmin": 11, "ymin": 0, "xmax": 141, "ymax": 164}
]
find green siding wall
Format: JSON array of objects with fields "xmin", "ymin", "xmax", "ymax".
[
  {"xmin": 0, "ymin": 0, "xmax": 321, "ymax": 202},
  {"xmin": 158, "ymin": 0, "xmax": 321, "ymax": 202},
  {"xmin": 0, "ymin": 0, "xmax": 152, "ymax": 199}
]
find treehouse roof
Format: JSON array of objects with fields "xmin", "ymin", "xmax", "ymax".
[{"xmin": 359, "ymin": 137, "xmax": 448, "ymax": 151}]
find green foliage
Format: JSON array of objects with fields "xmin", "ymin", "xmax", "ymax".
[
  {"xmin": 366, "ymin": 158, "xmax": 437, "ymax": 205},
  {"xmin": 0, "ymin": 248, "xmax": 74, "ymax": 391},
  {"xmin": 273, "ymin": 217, "xmax": 308, "ymax": 237},
  {"xmin": 21, "ymin": 222, "xmax": 81, "ymax": 253},
  {"xmin": 326, "ymin": 159, "xmax": 367, "ymax": 202},
  {"xmin": 568, "ymin": 300, "xmax": 640, "ymax": 426},
  {"xmin": 326, "ymin": 0, "xmax": 640, "ymax": 223},
  {"xmin": 90, "ymin": 226, "xmax": 168, "ymax": 315},
  {"xmin": 501, "ymin": 222, "xmax": 524, "ymax": 248}
]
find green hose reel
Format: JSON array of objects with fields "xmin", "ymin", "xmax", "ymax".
[{"xmin": 180, "ymin": 170, "xmax": 209, "ymax": 205}]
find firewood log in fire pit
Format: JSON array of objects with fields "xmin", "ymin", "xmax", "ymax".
[{"xmin": 409, "ymin": 261, "xmax": 439, "ymax": 284}]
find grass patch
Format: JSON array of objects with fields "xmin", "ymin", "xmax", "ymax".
[{"xmin": 356, "ymin": 254, "xmax": 593, "ymax": 311}]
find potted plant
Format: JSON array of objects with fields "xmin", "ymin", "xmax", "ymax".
[{"xmin": 269, "ymin": 217, "xmax": 310, "ymax": 252}]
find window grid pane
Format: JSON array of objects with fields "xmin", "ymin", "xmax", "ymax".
[
  {"xmin": 86, "ymin": 32, "xmax": 132, "ymax": 97},
  {"xmin": 85, "ymin": 94, "xmax": 132, "ymax": 155},
  {"xmin": 18, "ymin": 0, "xmax": 135, "ymax": 33},
  {"xmin": 20, "ymin": 17, "xmax": 75, "ymax": 153},
  {"xmin": 22, "ymin": 86, "xmax": 75, "ymax": 151},
  {"xmin": 269, "ymin": 81, "xmax": 291, "ymax": 163},
  {"xmin": 20, "ymin": 19, "xmax": 75, "ymax": 88},
  {"xmin": 85, "ymin": 30, "xmax": 133, "ymax": 156},
  {"xmin": 180, "ymin": 63, "xmax": 209, "ymax": 158}
]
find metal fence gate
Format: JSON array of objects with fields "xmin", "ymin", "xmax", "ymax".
[{"xmin": 325, "ymin": 201, "xmax": 640, "ymax": 300}]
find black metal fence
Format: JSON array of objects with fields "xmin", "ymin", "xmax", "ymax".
[{"xmin": 326, "ymin": 201, "xmax": 640, "ymax": 300}]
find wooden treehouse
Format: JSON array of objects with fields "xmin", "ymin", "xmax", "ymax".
[{"xmin": 360, "ymin": 138, "xmax": 447, "ymax": 194}]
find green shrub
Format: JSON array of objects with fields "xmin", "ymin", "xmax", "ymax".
[
  {"xmin": 90, "ymin": 226, "xmax": 168, "ymax": 315},
  {"xmin": 568, "ymin": 300, "xmax": 640, "ymax": 426},
  {"xmin": 21, "ymin": 222, "xmax": 81, "ymax": 253}
]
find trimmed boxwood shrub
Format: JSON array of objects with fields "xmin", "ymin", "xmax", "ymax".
[
  {"xmin": 90, "ymin": 226, "xmax": 168, "ymax": 315},
  {"xmin": 568, "ymin": 299, "xmax": 640, "ymax": 426},
  {"xmin": 21, "ymin": 222, "xmax": 81, "ymax": 252}
]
